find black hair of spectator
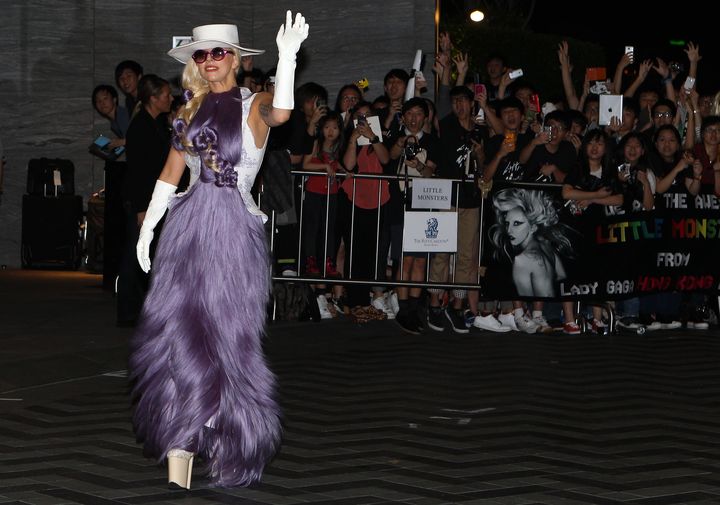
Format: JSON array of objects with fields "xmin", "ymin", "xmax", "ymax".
[
  {"xmin": 295, "ymin": 82, "xmax": 328, "ymax": 110},
  {"xmin": 701, "ymin": 115, "xmax": 720, "ymax": 134},
  {"xmin": 384, "ymin": 68, "xmax": 410, "ymax": 86},
  {"xmin": 263, "ymin": 67, "xmax": 276, "ymax": 83},
  {"xmin": 372, "ymin": 95, "xmax": 390, "ymax": 109},
  {"xmin": 578, "ymin": 128, "xmax": 615, "ymax": 179},
  {"xmin": 652, "ymin": 124, "xmax": 682, "ymax": 146},
  {"xmin": 623, "ymin": 96, "xmax": 640, "ymax": 117},
  {"xmin": 585, "ymin": 93, "xmax": 600, "ymax": 106},
  {"xmin": 617, "ymin": 130, "xmax": 648, "ymax": 153},
  {"xmin": 449, "ymin": 85, "xmax": 474, "ymax": 102},
  {"xmin": 171, "ymin": 95, "xmax": 184, "ymax": 114},
  {"xmin": 334, "ymin": 83, "xmax": 363, "ymax": 112},
  {"xmin": 485, "ymin": 52, "xmax": 506, "ymax": 66},
  {"xmin": 651, "ymin": 98, "xmax": 677, "ymax": 117},
  {"xmin": 354, "ymin": 100, "xmax": 373, "ymax": 112},
  {"xmin": 637, "ymin": 84, "xmax": 662, "ymax": 99},
  {"xmin": 401, "ymin": 97, "xmax": 429, "ymax": 116},
  {"xmin": 566, "ymin": 109, "xmax": 588, "ymax": 130},
  {"xmin": 137, "ymin": 74, "xmax": 169, "ymax": 107},
  {"xmin": 507, "ymin": 78, "xmax": 535, "ymax": 97},
  {"xmin": 544, "ymin": 110, "xmax": 570, "ymax": 131},
  {"xmin": 91, "ymin": 84, "xmax": 118, "ymax": 112},
  {"xmin": 114, "ymin": 60, "xmax": 143, "ymax": 85},
  {"xmin": 238, "ymin": 67, "xmax": 264, "ymax": 82},
  {"xmin": 494, "ymin": 96, "xmax": 524, "ymax": 115}
]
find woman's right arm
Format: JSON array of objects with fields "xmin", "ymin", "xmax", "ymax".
[
  {"xmin": 656, "ymin": 157, "xmax": 690, "ymax": 194},
  {"xmin": 343, "ymin": 131, "xmax": 360, "ymax": 171},
  {"xmin": 302, "ymin": 141, "xmax": 331, "ymax": 172},
  {"xmin": 157, "ymin": 148, "xmax": 187, "ymax": 186}
]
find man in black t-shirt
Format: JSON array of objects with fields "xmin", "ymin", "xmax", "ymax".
[
  {"xmin": 427, "ymin": 86, "xmax": 488, "ymax": 333},
  {"xmin": 484, "ymin": 96, "xmax": 534, "ymax": 182},
  {"xmin": 519, "ymin": 110, "xmax": 577, "ymax": 183}
]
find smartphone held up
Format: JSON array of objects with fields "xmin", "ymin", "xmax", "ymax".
[{"xmin": 624, "ymin": 45, "xmax": 634, "ymax": 63}]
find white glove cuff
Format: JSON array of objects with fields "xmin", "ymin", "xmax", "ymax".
[
  {"xmin": 272, "ymin": 55, "xmax": 297, "ymax": 111},
  {"xmin": 142, "ymin": 180, "xmax": 177, "ymax": 232}
]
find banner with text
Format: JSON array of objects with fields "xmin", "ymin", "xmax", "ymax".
[{"xmin": 482, "ymin": 182, "xmax": 720, "ymax": 300}]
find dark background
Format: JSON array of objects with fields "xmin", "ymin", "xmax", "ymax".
[{"xmin": 442, "ymin": 0, "xmax": 720, "ymax": 95}]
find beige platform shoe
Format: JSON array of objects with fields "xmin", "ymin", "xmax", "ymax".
[{"xmin": 167, "ymin": 448, "xmax": 194, "ymax": 489}]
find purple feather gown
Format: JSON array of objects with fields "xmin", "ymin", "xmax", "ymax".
[{"xmin": 129, "ymin": 87, "xmax": 281, "ymax": 487}]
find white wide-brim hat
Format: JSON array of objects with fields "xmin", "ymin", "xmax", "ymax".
[{"xmin": 168, "ymin": 24, "xmax": 264, "ymax": 64}]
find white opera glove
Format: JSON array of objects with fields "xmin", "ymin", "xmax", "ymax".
[
  {"xmin": 273, "ymin": 11, "xmax": 309, "ymax": 110},
  {"xmin": 136, "ymin": 180, "xmax": 177, "ymax": 273}
]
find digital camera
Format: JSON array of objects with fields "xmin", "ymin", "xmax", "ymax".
[
  {"xmin": 404, "ymin": 141, "xmax": 421, "ymax": 160},
  {"xmin": 617, "ymin": 162, "xmax": 634, "ymax": 183}
]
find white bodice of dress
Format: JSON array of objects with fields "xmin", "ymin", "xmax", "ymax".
[{"xmin": 181, "ymin": 88, "xmax": 269, "ymax": 222}]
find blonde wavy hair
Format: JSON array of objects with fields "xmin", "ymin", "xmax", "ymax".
[
  {"xmin": 174, "ymin": 48, "xmax": 240, "ymax": 172},
  {"xmin": 177, "ymin": 48, "xmax": 240, "ymax": 125}
]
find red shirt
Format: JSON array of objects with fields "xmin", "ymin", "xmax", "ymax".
[
  {"xmin": 341, "ymin": 145, "xmax": 390, "ymax": 209},
  {"xmin": 305, "ymin": 151, "xmax": 340, "ymax": 194}
]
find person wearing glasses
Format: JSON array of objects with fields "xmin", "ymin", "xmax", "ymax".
[
  {"xmin": 690, "ymin": 115, "xmax": 720, "ymax": 196},
  {"xmin": 333, "ymin": 83, "xmax": 362, "ymax": 125},
  {"xmin": 643, "ymin": 99, "xmax": 678, "ymax": 144},
  {"xmin": 128, "ymin": 13, "xmax": 309, "ymax": 489}
]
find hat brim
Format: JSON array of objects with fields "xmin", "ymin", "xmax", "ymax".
[{"xmin": 168, "ymin": 40, "xmax": 265, "ymax": 64}]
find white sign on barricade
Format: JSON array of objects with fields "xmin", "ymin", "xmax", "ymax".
[
  {"xmin": 402, "ymin": 211, "xmax": 457, "ymax": 252},
  {"xmin": 411, "ymin": 178, "xmax": 452, "ymax": 209}
]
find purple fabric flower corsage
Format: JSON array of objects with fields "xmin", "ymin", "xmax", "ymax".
[
  {"xmin": 182, "ymin": 89, "xmax": 194, "ymax": 103},
  {"xmin": 193, "ymin": 126, "xmax": 218, "ymax": 151},
  {"xmin": 171, "ymin": 118, "xmax": 188, "ymax": 151},
  {"xmin": 215, "ymin": 162, "xmax": 238, "ymax": 188}
]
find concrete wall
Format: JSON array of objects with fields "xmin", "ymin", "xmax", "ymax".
[{"xmin": 0, "ymin": 0, "xmax": 436, "ymax": 267}]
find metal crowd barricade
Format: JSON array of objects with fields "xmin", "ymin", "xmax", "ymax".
[
  {"xmin": 258, "ymin": 173, "xmax": 622, "ymax": 327},
  {"xmin": 262, "ymin": 170, "xmax": 490, "ymax": 291}
]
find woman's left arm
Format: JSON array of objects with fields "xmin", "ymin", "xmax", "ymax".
[{"xmin": 249, "ymin": 11, "xmax": 309, "ymax": 136}]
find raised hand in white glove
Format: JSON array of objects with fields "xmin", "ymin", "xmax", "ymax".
[
  {"xmin": 273, "ymin": 11, "xmax": 309, "ymax": 111},
  {"xmin": 276, "ymin": 11, "xmax": 309, "ymax": 60},
  {"xmin": 136, "ymin": 180, "xmax": 177, "ymax": 273}
]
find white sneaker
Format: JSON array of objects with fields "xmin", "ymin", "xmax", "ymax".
[
  {"xmin": 515, "ymin": 313, "xmax": 538, "ymax": 334},
  {"xmin": 660, "ymin": 320, "xmax": 682, "ymax": 330},
  {"xmin": 688, "ymin": 321, "xmax": 709, "ymax": 330},
  {"xmin": 386, "ymin": 291, "xmax": 400, "ymax": 315},
  {"xmin": 497, "ymin": 313, "xmax": 519, "ymax": 331},
  {"xmin": 532, "ymin": 314, "xmax": 552, "ymax": 333},
  {"xmin": 316, "ymin": 295, "xmax": 333, "ymax": 319},
  {"xmin": 645, "ymin": 321, "xmax": 662, "ymax": 331},
  {"xmin": 371, "ymin": 295, "xmax": 395, "ymax": 320},
  {"xmin": 473, "ymin": 314, "xmax": 511, "ymax": 332}
]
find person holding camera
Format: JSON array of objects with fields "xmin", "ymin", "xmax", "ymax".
[
  {"xmin": 482, "ymin": 96, "xmax": 541, "ymax": 333},
  {"xmin": 519, "ymin": 110, "xmax": 576, "ymax": 183},
  {"xmin": 386, "ymin": 97, "xmax": 441, "ymax": 334},
  {"xmin": 340, "ymin": 101, "xmax": 394, "ymax": 316}
]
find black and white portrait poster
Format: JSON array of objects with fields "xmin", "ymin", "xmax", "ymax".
[{"xmin": 482, "ymin": 182, "xmax": 720, "ymax": 301}]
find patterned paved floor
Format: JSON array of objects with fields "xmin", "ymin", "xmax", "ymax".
[{"xmin": 2, "ymin": 271, "xmax": 720, "ymax": 504}]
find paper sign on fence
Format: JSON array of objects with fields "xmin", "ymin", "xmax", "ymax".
[
  {"xmin": 411, "ymin": 178, "xmax": 452, "ymax": 209},
  {"xmin": 402, "ymin": 211, "xmax": 457, "ymax": 252}
]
